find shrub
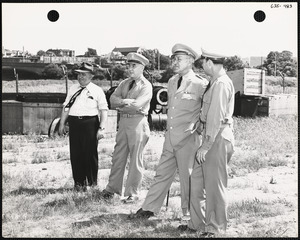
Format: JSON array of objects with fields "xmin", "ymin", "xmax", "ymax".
[
  {"xmin": 111, "ymin": 64, "xmax": 127, "ymax": 80},
  {"xmin": 42, "ymin": 63, "xmax": 64, "ymax": 79},
  {"xmin": 159, "ymin": 67, "xmax": 175, "ymax": 83},
  {"xmin": 150, "ymin": 70, "xmax": 162, "ymax": 82}
]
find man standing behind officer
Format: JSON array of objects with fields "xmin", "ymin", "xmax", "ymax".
[
  {"xmin": 58, "ymin": 62, "xmax": 108, "ymax": 191},
  {"xmin": 101, "ymin": 53, "xmax": 152, "ymax": 203},
  {"xmin": 130, "ymin": 44, "xmax": 208, "ymax": 219},
  {"xmin": 183, "ymin": 49, "xmax": 235, "ymax": 237}
]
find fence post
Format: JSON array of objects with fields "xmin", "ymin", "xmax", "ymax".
[{"xmin": 14, "ymin": 68, "xmax": 19, "ymax": 94}]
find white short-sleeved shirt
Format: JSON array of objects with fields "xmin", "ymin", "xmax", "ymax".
[{"xmin": 63, "ymin": 82, "xmax": 108, "ymax": 116}]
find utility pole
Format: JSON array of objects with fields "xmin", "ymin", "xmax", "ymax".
[
  {"xmin": 274, "ymin": 54, "xmax": 277, "ymax": 77},
  {"xmin": 157, "ymin": 50, "xmax": 160, "ymax": 71}
]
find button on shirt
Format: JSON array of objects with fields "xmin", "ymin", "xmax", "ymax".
[
  {"xmin": 110, "ymin": 76, "xmax": 153, "ymax": 115},
  {"xmin": 63, "ymin": 82, "xmax": 108, "ymax": 116},
  {"xmin": 166, "ymin": 69, "xmax": 208, "ymax": 150},
  {"xmin": 200, "ymin": 74, "xmax": 235, "ymax": 143}
]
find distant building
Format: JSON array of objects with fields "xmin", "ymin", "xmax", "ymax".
[
  {"xmin": 112, "ymin": 47, "xmax": 143, "ymax": 56},
  {"xmin": 111, "ymin": 46, "xmax": 144, "ymax": 63},
  {"xmin": 46, "ymin": 49, "xmax": 75, "ymax": 57},
  {"xmin": 39, "ymin": 48, "xmax": 98, "ymax": 64},
  {"xmin": 2, "ymin": 48, "xmax": 30, "ymax": 58}
]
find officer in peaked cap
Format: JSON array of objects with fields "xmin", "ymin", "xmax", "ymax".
[
  {"xmin": 186, "ymin": 47, "xmax": 235, "ymax": 235},
  {"xmin": 101, "ymin": 52, "xmax": 152, "ymax": 204},
  {"xmin": 126, "ymin": 52, "xmax": 149, "ymax": 66},
  {"xmin": 200, "ymin": 48, "xmax": 227, "ymax": 64},
  {"xmin": 171, "ymin": 43, "xmax": 199, "ymax": 60},
  {"xmin": 131, "ymin": 43, "xmax": 208, "ymax": 221}
]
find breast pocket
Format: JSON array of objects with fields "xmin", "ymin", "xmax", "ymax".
[
  {"xmin": 180, "ymin": 93, "xmax": 198, "ymax": 109},
  {"xmin": 86, "ymin": 97, "xmax": 97, "ymax": 109}
]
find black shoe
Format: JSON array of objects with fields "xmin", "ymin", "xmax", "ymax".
[
  {"xmin": 199, "ymin": 232, "xmax": 215, "ymax": 238},
  {"xmin": 128, "ymin": 208, "xmax": 154, "ymax": 219},
  {"xmin": 121, "ymin": 195, "xmax": 139, "ymax": 204},
  {"xmin": 74, "ymin": 185, "xmax": 87, "ymax": 192},
  {"xmin": 101, "ymin": 189, "xmax": 114, "ymax": 200},
  {"xmin": 178, "ymin": 224, "xmax": 197, "ymax": 233}
]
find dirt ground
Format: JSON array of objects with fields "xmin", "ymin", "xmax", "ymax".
[{"xmin": 2, "ymin": 132, "xmax": 298, "ymax": 237}]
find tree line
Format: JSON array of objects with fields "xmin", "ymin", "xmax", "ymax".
[{"xmin": 41, "ymin": 49, "xmax": 297, "ymax": 81}]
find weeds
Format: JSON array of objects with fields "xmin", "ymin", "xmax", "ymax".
[
  {"xmin": 228, "ymin": 197, "xmax": 285, "ymax": 223},
  {"xmin": 2, "ymin": 115, "xmax": 298, "ymax": 238},
  {"xmin": 31, "ymin": 151, "xmax": 50, "ymax": 164}
]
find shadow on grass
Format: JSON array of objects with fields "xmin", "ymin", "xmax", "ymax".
[
  {"xmin": 72, "ymin": 213, "xmax": 167, "ymax": 228},
  {"xmin": 72, "ymin": 213, "xmax": 195, "ymax": 237},
  {"xmin": 10, "ymin": 186, "xmax": 74, "ymax": 195}
]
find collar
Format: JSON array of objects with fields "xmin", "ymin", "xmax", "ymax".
[
  {"xmin": 79, "ymin": 82, "xmax": 92, "ymax": 91},
  {"xmin": 130, "ymin": 75, "xmax": 145, "ymax": 85},
  {"xmin": 179, "ymin": 69, "xmax": 194, "ymax": 81}
]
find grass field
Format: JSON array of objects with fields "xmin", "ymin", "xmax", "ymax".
[
  {"xmin": 2, "ymin": 76, "xmax": 298, "ymax": 237},
  {"xmin": 1, "ymin": 75, "xmax": 297, "ymax": 95},
  {"xmin": 2, "ymin": 115, "xmax": 298, "ymax": 238}
]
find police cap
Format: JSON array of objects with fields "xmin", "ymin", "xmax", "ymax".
[
  {"xmin": 200, "ymin": 48, "xmax": 227, "ymax": 64},
  {"xmin": 127, "ymin": 52, "xmax": 149, "ymax": 66},
  {"xmin": 171, "ymin": 43, "xmax": 199, "ymax": 60}
]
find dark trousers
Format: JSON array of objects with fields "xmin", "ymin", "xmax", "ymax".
[{"xmin": 68, "ymin": 116, "xmax": 99, "ymax": 187}]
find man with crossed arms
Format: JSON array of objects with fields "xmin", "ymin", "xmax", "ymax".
[{"xmin": 101, "ymin": 52, "xmax": 152, "ymax": 203}]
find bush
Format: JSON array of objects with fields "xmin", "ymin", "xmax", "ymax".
[
  {"xmin": 111, "ymin": 64, "xmax": 127, "ymax": 80},
  {"xmin": 93, "ymin": 68, "xmax": 108, "ymax": 80},
  {"xmin": 151, "ymin": 70, "xmax": 162, "ymax": 82},
  {"xmin": 159, "ymin": 67, "xmax": 175, "ymax": 83},
  {"xmin": 265, "ymin": 76, "xmax": 297, "ymax": 87},
  {"xmin": 42, "ymin": 63, "xmax": 64, "ymax": 79}
]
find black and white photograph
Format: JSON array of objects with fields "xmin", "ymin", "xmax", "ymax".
[{"xmin": 2, "ymin": 1, "xmax": 298, "ymax": 238}]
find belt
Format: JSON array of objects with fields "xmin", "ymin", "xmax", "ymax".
[
  {"xmin": 220, "ymin": 124, "xmax": 231, "ymax": 129},
  {"xmin": 120, "ymin": 113, "xmax": 147, "ymax": 118},
  {"xmin": 69, "ymin": 115, "xmax": 97, "ymax": 120},
  {"xmin": 202, "ymin": 122, "xmax": 231, "ymax": 128}
]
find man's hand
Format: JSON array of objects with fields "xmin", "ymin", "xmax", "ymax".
[
  {"xmin": 184, "ymin": 120, "xmax": 203, "ymax": 135},
  {"xmin": 97, "ymin": 129, "xmax": 105, "ymax": 140},
  {"xmin": 58, "ymin": 124, "xmax": 65, "ymax": 136},
  {"xmin": 122, "ymin": 99, "xmax": 134, "ymax": 106},
  {"xmin": 196, "ymin": 147, "xmax": 208, "ymax": 164}
]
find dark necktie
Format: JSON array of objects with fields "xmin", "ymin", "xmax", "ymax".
[
  {"xmin": 177, "ymin": 76, "xmax": 183, "ymax": 89},
  {"xmin": 204, "ymin": 81, "xmax": 211, "ymax": 94},
  {"xmin": 201, "ymin": 81, "xmax": 211, "ymax": 107},
  {"xmin": 65, "ymin": 87, "xmax": 85, "ymax": 110},
  {"xmin": 128, "ymin": 80, "xmax": 135, "ymax": 91}
]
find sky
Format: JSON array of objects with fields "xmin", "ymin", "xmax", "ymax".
[{"xmin": 2, "ymin": 2, "xmax": 298, "ymax": 58}]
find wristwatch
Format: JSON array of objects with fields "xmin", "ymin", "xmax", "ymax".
[{"xmin": 99, "ymin": 127, "xmax": 105, "ymax": 130}]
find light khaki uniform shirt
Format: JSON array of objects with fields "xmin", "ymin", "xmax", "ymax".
[
  {"xmin": 165, "ymin": 69, "xmax": 208, "ymax": 151},
  {"xmin": 200, "ymin": 74, "xmax": 235, "ymax": 148},
  {"xmin": 110, "ymin": 75, "xmax": 152, "ymax": 115}
]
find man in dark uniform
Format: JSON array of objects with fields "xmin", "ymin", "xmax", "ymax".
[{"xmin": 58, "ymin": 62, "xmax": 108, "ymax": 191}]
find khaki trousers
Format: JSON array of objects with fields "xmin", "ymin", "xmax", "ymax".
[
  {"xmin": 188, "ymin": 127, "xmax": 234, "ymax": 232},
  {"xmin": 142, "ymin": 132, "xmax": 201, "ymax": 214},
  {"xmin": 105, "ymin": 116, "xmax": 150, "ymax": 197}
]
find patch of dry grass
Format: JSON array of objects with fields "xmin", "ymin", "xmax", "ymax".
[{"xmin": 2, "ymin": 115, "xmax": 298, "ymax": 238}]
